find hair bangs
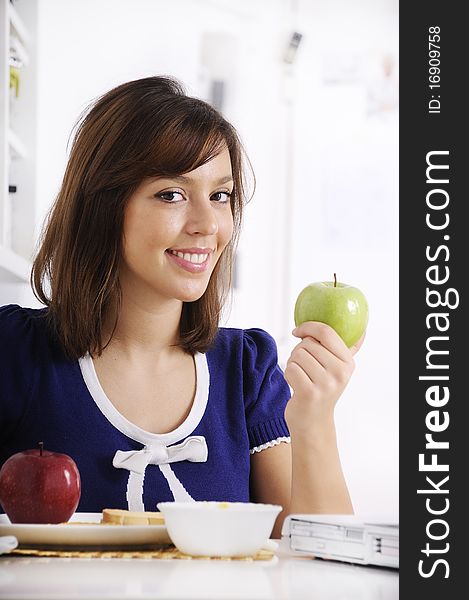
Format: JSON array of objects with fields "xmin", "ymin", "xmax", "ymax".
[{"xmin": 145, "ymin": 101, "xmax": 230, "ymax": 178}]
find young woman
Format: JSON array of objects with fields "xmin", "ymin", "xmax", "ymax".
[{"xmin": 0, "ymin": 76, "xmax": 363, "ymax": 537}]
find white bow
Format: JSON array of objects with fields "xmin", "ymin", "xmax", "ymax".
[{"xmin": 113, "ymin": 436, "xmax": 208, "ymax": 509}]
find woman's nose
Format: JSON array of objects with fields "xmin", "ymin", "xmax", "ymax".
[{"xmin": 186, "ymin": 199, "xmax": 219, "ymax": 236}]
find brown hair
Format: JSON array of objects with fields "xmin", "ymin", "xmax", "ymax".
[{"xmin": 31, "ymin": 76, "xmax": 252, "ymax": 360}]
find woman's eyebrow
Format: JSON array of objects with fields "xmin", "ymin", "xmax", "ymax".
[{"xmin": 158, "ymin": 174, "xmax": 233, "ymax": 185}]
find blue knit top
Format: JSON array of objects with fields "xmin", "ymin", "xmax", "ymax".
[{"xmin": 0, "ymin": 304, "xmax": 291, "ymax": 513}]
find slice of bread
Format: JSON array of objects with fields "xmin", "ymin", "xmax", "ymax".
[{"xmin": 102, "ymin": 508, "xmax": 165, "ymax": 526}]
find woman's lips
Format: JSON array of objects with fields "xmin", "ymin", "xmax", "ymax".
[{"xmin": 166, "ymin": 249, "xmax": 212, "ymax": 273}]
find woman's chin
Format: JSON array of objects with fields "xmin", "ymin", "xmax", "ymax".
[{"xmin": 176, "ymin": 285, "xmax": 210, "ymax": 304}]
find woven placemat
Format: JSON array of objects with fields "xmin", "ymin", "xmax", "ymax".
[{"xmin": 10, "ymin": 545, "xmax": 274, "ymax": 561}]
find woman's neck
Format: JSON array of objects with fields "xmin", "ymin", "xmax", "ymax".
[{"xmin": 100, "ymin": 293, "xmax": 184, "ymax": 361}]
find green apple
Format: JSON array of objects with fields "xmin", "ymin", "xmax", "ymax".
[{"xmin": 294, "ymin": 274, "xmax": 369, "ymax": 347}]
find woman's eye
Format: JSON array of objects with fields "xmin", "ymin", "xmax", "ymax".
[
  {"xmin": 156, "ymin": 191, "xmax": 185, "ymax": 203},
  {"xmin": 211, "ymin": 191, "xmax": 232, "ymax": 203}
]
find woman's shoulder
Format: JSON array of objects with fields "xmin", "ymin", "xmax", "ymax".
[
  {"xmin": 212, "ymin": 327, "xmax": 290, "ymax": 417},
  {"xmin": 0, "ymin": 302, "xmax": 48, "ymax": 326},
  {"xmin": 214, "ymin": 326, "xmax": 276, "ymax": 345},
  {"xmin": 211, "ymin": 326, "xmax": 279, "ymax": 363},
  {"xmin": 0, "ymin": 303, "xmax": 49, "ymax": 347}
]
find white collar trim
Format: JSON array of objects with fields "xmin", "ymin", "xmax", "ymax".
[{"xmin": 78, "ymin": 352, "xmax": 209, "ymax": 446}]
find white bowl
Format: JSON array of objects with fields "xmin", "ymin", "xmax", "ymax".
[{"xmin": 156, "ymin": 501, "xmax": 282, "ymax": 557}]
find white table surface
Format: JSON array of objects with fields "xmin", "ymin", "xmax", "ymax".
[{"xmin": 0, "ymin": 540, "xmax": 398, "ymax": 600}]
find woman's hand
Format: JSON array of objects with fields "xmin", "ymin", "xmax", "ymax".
[{"xmin": 284, "ymin": 321, "xmax": 365, "ymax": 437}]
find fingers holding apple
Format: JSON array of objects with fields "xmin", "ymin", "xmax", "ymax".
[
  {"xmin": 293, "ymin": 320, "xmax": 355, "ymax": 362},
  {"xmin": 350, "ymin": 330, "xmax": 366, "ymax": 355},
  {"xmin": 284, "ymin": 322, "xmax": 356, "ymax": 429},
  {"xmin": 285, "ymin": 275, "xmax": 368, "ymax": 433}
]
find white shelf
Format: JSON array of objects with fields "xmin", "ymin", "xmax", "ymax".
[
  {"xmin": 1, "ymin": 0, "xmax": 37, "ymax": 286},
  {"xmin": 9, "ymin": 2, "xmax": 30, "ymax": 45},
  {"xmin": 0, "ymin": 244, "xmax": 31, "ymax": 282},
  {"xmin": 8, "ymin": 127, "xmax": 27, "ymax": 158},
  {"xmin": 10, "ymin": 33, "xmax": 30, "ymax": 66}
]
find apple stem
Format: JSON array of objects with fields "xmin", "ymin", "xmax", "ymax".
[
  {"xmin": 39, "ymin": 441, "xmax": 44, "ymax": 457},
  {"xmin": 333, "ymin": 273, "xmax": 337, "ymax": 288}
]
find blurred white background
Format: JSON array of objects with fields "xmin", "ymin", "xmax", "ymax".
[{"xmin": 1, "ymin": 0, "xmax": 398, "ymax": 519}]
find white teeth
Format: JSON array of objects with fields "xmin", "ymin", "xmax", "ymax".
[
  {"xmin": 191, "ymin": 254, "xmax": 208, "ymax": 264},
  {"xmin": 169, "ymin": 250, "xmax": 209, "ymax": 264}
]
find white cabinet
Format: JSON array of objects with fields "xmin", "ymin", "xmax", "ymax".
[{"xmin": 0, "ymin": 0, "xmax": 37, "ymax": 283}]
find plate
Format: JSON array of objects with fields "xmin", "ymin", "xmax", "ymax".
[{"xmin": 0, "ymin": 512, "xmax": 171, "ymax": 548}]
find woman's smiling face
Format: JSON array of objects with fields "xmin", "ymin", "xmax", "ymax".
[{"xmin": 120, "ymin": 147, "xmax": 234, "ymax": 306}]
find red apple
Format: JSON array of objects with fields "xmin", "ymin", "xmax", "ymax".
[{"xmin": 0, "ymin": 442, "xmax": 81, "ymax": 524}]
